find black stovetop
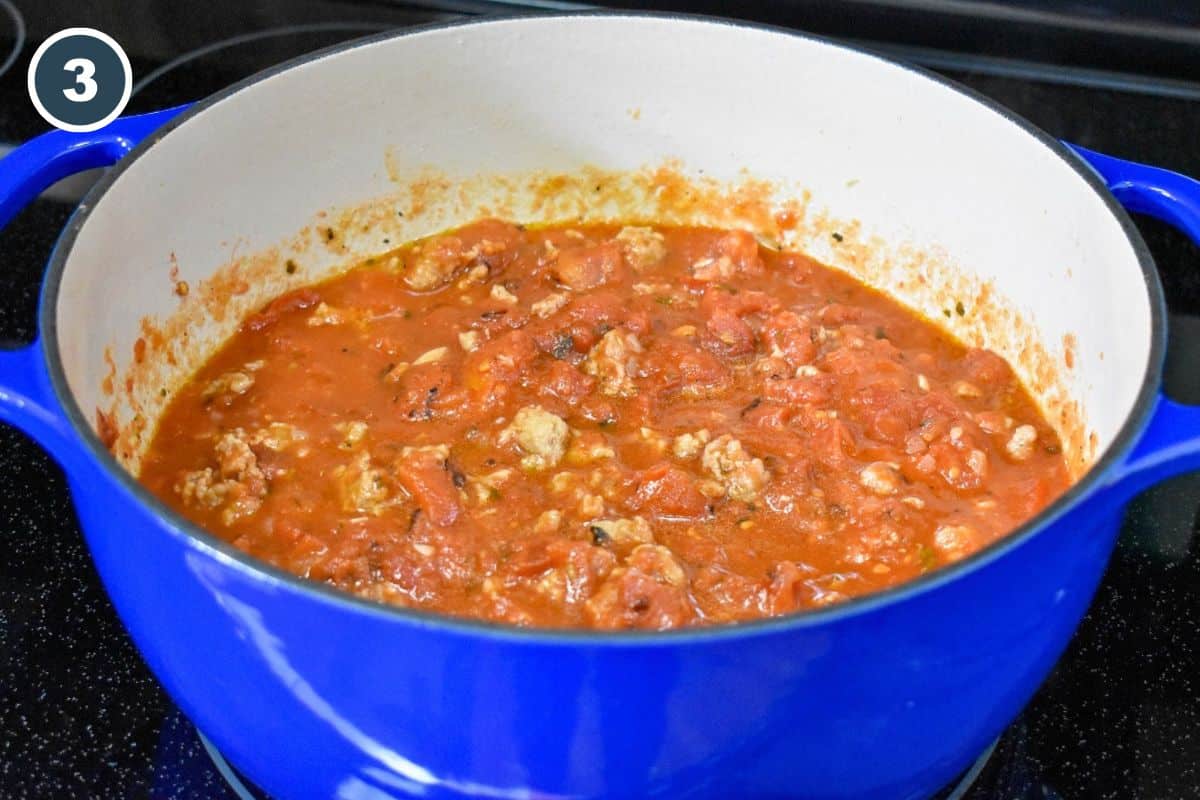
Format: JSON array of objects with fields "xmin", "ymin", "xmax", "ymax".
[{"xmin": 1, "ymin": 2, "xmax": 1199, "ymax": 798}]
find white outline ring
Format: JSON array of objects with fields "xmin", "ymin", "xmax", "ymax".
[{"xmin": 27, "ymin": 27, "xmax": 132, "ymax": 133}]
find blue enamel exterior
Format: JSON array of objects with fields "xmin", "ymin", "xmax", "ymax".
[
  {"xmin": 0, "ymin": 76, "xmax": 1197, "ymax": 800},
  {"xmin": 0, "ymin": 107, "xmax": 184, "ymax": 232},
  {"xmin": 0, "ymin": 105, "xmax": 186, "ymax": 470}
]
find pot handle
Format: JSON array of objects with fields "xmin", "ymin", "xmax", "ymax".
[
  {"xmin": 1068, "ymin": 144, "xmax": 1200, "ymax": 499},
  {"xmin": 0, "ymin": 106, "xmax": 187, "ymax": 466}
]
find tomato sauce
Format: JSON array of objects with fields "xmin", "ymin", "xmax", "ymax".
[{"xmin": 139, "ymin": 220, "xmax": 1070, "ymax": 629}]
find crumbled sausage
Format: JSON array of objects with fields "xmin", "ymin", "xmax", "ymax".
[
  {"xmin": 626, "ymin": 543, "xmax": 687, "ymax": 586},
  {"xmin": 457, "ymin": 264, "xmax": 489, "ymax": 288},
  {"xmin": 1006, "ymin": 424, "xmax": 1038, "ymax": 461},
  {"xmin": 176, "ymin": 468, "xmax": 226, "ymax": 510},
  {"xmin": 672, "ymin": 429, "xmax": 711, "ymax": 460},
  {"xmin": 306, "ymin": 302, "xmax": 345, "ymax": 327},
  {"xmin": 403, "ymin": 227, "xmax": 516, "ymax": 292},
  {"xmin": 551, "ymin": 241, "xmax": 623, "ymax": 290},
  {"xmin": 490, "ymin": 284, "xmax": 518, "ymax": 304},
  {"xmin": 585, "ymin": 544, "xmax": 692, "ymax": 629},
  {"xmin": 335, "ymin": 420, "xmax": 368, "ymax": 449},
  {"xmin": 933, "ymin": 524, "xmax": 978, "ymax": 561},
  {"xmin": 583, "ymin": 329, "xmax": 642, "ymax": 397},
  {"xmin": 859, "ymin": 461, "xmax": 900, "ymax": 496},
  {"xmin": 501, "ymin": 405, "xmax": 569, "ymax": 470},
  {"xmin": 177, "ymin": 428, "xmax": 267, "ymax": 524},
  {"xmin": 403, "ymin": 233, "xmax": 511, "ymax": 292},
  {"xmin": 531, "ymin": 292, "xmax": 569, "ymax": 319},
  {"xmin": 404, "ymin": 235, "xmax": 467, "ymax": 291},
  {"xmin": 701, "ymin": 435, "xmax": 769, "ymax": 503},
  {"xmin": 614, "ymin": 226, "xmax": 666, "ymax": 271},
  {"xmin": 249, "ymin": 422, "xmax": 307, "ymax": 452},
  {"xmin": 212, "ymin": 431, "xmax": 266, "ymax": 521},
  {"xmin": 202, "ymin": 370, "xmax": 253, "ymax": 400},
  {"xmin": 334, "ymin": 450, "xmax": 389, "ymax": 515}
]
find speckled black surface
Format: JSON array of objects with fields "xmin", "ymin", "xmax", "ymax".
[{"xmin": 1, "ymin": 4, "xmax": 1199, "ymax": 799}]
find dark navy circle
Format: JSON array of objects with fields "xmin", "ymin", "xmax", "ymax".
[{"xmin": 30, "ymin": 31, "xmax": 129, "ymax": 129}]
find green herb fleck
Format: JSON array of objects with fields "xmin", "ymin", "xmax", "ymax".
[
  {"xmin": 832, "ymin": 232, "xmax": 844, "ymax": 242},
  {"xmin": 655, "ymin": 295, "xmax": 674, "ymax": 306},
  {"xmin": 874, "ymin": 326, "xmax": 887, "ymax": 340},
  {"xmin": 918, "ymin": 544, "xmax": 937, "ymax": 572},
  {"xmin": 943, "ymin": 308, "xmax": 952, "ymax": 318},
  {"xmin": 955, "ymin": 301, "xmax": 965, "ymax": 316},
  {"xmin": 285, "ymin": 259, "xmax": 298, "ymax": 275},
  {"xmin": 590, "ymin": 525, "xmax": 610, "ymax": 546}
]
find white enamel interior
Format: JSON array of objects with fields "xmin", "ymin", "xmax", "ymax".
[{"xmin": 54, "ymin": 15, "xmax": 1151, "ymax": 472}]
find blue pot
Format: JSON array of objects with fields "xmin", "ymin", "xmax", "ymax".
[{"xmin": 0, "ymin": 15, "xmax": 1197, "ymax": 800}]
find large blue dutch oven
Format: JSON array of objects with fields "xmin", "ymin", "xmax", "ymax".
[{"xmin": 1, "ymin": 14, "xmax": 1199, "ymax": 800}]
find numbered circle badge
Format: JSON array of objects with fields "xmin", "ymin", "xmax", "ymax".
[{"xmin": 27, "ymin": 28, "xmax": 132, "ymax": 133}]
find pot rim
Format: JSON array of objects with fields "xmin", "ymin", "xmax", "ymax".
[{"xmin": 37, "ymin": 11, "xmax": 1167, "ymax": 646}]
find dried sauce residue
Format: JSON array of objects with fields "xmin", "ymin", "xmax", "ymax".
[{"xmin": 1063, "ymin": 333, "xmax": 1078, "ymax": 370}]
